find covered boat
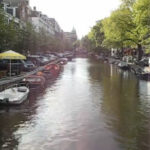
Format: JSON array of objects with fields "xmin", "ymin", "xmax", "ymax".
[
  {"xmin": 0, "ymin": 85, "xmax": 29, "ymax": 105},
  {"xmin": 118, "ymin": 61, "xmax": 130, "ymax": 70},
  {"xmin": 139, "ymin": 67, "xmax": 150, "ymax": 81},
  {"xmin": 36, "ymin": 71, "xmax": 49, "ymax": 80},
  {"xmin": 23, "ymin": 75, "xmax": 46, "ymax": 89},
  {"xmin": 57, "ymin": 58, "xmax": 68, "ymax": 65},
  {"xmin": 43, "ymin": 64, "xmax": 61, "ymax": 76}
]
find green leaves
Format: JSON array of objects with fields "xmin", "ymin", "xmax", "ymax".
[
  {"xmin": 0, "ymin": 8, "xmax": 16, "ymax": 50},
  {"xmin": 0, "ymin": 9, "xmax": 73, "ymax": 53},
  {"xmin": 102, "ymin": 7, "xmax": 138, "ymax": 49},
  {"xmin": 83, "ymin": 0, "xmax": 150, "ymax": 59},
  {"xmin": 87, "ymin": 20, "xmax": 107, "ymax": 52},
  {"xmin": 0, "ymin": 6, "xmax": 74, "ymax": 53},
  {"xmin": 120, "ymin": 0, "xmax": 136, "ymax": 8},
  {"xmin": 133, "ymin": 0, "xmax": 150, "ymax": 45}
]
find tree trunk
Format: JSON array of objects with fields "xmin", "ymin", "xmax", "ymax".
[
  {"xmin": 137, "ymin": 44, "xmax": 143, "ymax": 61},
  {"xmin": 121, "ymin": 47, "xmax": 124, "ymax": 58}
]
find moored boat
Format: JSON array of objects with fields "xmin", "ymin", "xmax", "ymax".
[
  {"xmin": 43, "ymin": 64, "xmax": 61, "ymax": 76},
  {"xmin": 57, "ymin": 58, "xmax": 68, "ymax": 65},
  {"xmin": 140, "ymin": 73, "xmax": 150, "ymax": 81},
  {"xmin": 36, "ymin": 71, "xmax": 50, "ymax": 80},
  {"xmin": 118, "ymin": 61, "xmax": 130, "ymax": 70},
  {"xmin": 23, "ymin": 75, "xmax": 46, "ymax": 89},
  {"xmin": 139, "ymin": 67, "xmax": 150, "ymax": 81},
  {"xmin": 0, "ymin": 85, "xmax": 29, "ymax": 105}
]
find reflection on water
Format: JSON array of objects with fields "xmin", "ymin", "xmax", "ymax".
[{"xmin": 0, "ymin": 58, "xmax": 150, "ymax": 150}]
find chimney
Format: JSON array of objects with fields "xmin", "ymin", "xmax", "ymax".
[
  {"xmin": 33, "ymin": 6, "xmax": 36, "ymax": 11},
  {"xmin": 26, "ymin": 0, "xmax": 29, "ymax": 5}
]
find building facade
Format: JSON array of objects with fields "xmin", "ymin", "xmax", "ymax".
[
  {"xmin": 30, "ymin": 7, "xmax": 62, "ymax": 36},
  {"xmin": 1, "ymin": 0, "xmax": 73, "ymax": 41},
  {"xmin": 64, "ymin": 28, "xmax": 77, "ymax": 43},
  {"xmin": 30, "ymin": 7, "xmax": 55, "ymax": 35},
  {"xmin": 2, "ymin": 0, "xmax": 31, "ymax": 22},
  {"xmin": 0, "ymin": 0, "xmax": 28, "ymax": 27}
]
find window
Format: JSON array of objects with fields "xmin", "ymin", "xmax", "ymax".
[{"xmin": 7, "ymin": 8, "xmax": 13, "ymax": 16}]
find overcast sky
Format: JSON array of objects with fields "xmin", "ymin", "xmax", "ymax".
[{"xmin": 30, "ymin": 0, "xmax": 121, "ymax": 38}]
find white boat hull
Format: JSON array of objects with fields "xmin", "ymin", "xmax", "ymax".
[{"xmin": 0, "ymin": 87, "xmax": 29, "ymax": 105}]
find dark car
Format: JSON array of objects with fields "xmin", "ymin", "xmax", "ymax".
[
  {"xmin": 27, "ymin": 55, "xmax": 42, "ymax": 66},
  {"xmin": 20, "ymin": 60, "xmax": 36, "ymax": 71},
  {"xmin": 56, "ymin": 53, "xmax": 64, "ymax": 58},
  {"xmin": 37, "ymin": 56, "xmax": 50, "ymax": 65},
  {"xmin": 0, "ymin": 60, "xmax": 8, "ymax": 70},
  {"xmin": 0, "ymin": 59, "xmax": 22, "ymax": 75},
  {"xmin": 44, "ymin": 54, "xmax": 58, "ymax": 61},
  {"xmin": 27, "ymin": 55, "xmax": 50, "ymax": 66}
]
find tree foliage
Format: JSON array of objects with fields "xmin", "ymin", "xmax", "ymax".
[
  {"xmin": 85, "ymin": 20, "xmax": 108, "ymax": 53},
  {"xmin": 102, "ymin": 7, "xmax": 137, "ymax": 49},
  {"xmin": 80, "ymin": 36, "xmax": 93, "ymax": 51},
  {"xmin": 133, "ymin": 0, "xmax": 150, "ymax": 45},
  {"xmin": 0, "ymin": 8, "xmax": 18, "ymax": 51},
  {"xmin": 0, "ymin": 7, "xmax": 74, "ymax": 54},
  {"xmin": 120, "ymin": 0, "xmax": 136, "ymax": 8},
  {"xmin": 85, "ymin": 0, "xmax": 150, "ymax": 59}
]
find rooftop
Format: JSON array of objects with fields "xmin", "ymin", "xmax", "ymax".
[{"xmin": 3, "ymin": 0, "xmax": 29, "ymax": 6}]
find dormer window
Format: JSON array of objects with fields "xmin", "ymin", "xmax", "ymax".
[{"xmin": 26, "ymin": 0, "xmax": 29, "ymax": 5}]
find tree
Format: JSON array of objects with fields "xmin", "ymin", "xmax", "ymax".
[
  {"xmin": 80, "ymin": 36, "xmax": 93, "ymax": 51},
  {"xmin": 88, "ymin": 21, "xmax": 103, "ymax": 47},
  {"xmin": 133, "ymin": 0, "xmax": 150, "ymax": 52},
  {"xmin": 121, "ymin": 0, "xmax": 136, "ymax": 8},
  {"xmin": 102, "ymin": 0, "xmax": 150, "ymax": 60},
  {"xmin": 0, "ymin": 7, "xmax": 75, "ymax": 54},
  {"xmin": 87, "ymin": 20, "xmax": 108, "ymax": 53},
  {"xmin": 102, "ymin": 3, "xmax": 150, "ymax": 60},
  {"xmin": 73, "ymin": 40, "xmax": 80, "ymax": 50},
  {"xmin": 102, "ymin": 16, "xmax": 124, "ymax": 50},
  {"xmin": 0, "ymin": 8, "xmax": 18, "ymax": 51},
  {"xmin": 102, "ymin": 7, "xmax": 136, "ymax": 51}
]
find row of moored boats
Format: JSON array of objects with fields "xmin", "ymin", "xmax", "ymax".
[
  {"xmin": 0, "ymin": 57, "xmax": 70, "ymax": 105},
  {"xmin": 95, "ymin": 55, "xmax": 150, "ymax": 81}
]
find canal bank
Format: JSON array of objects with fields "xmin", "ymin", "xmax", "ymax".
[{"xmin": 0, "ymin": 58, "xmax": 150, "ymax": 150}]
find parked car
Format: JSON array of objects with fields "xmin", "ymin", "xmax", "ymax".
[
  {"xmin": 56, "ymin": 53, "xmax": 64, "ymax": 58},
  {"xmin": 0, "ymin": 59, "xmax": 22, "ymax": 75},
  {"xmin": 37, "ymin": 56, "xmax": 50, "ymax": 65},
  {"xmin": 20, "ymin": 60, "xmax": 36, "ymax": 71},
  {"xmin": 27, "ymin": 55, "xmax": 42, "ymax": 66},
  {"xmin": 49, "ymin": 54, "xmax": 58, "ymax": 61},
  {"xmin": 0, "ymin": 60, "xmax": 8, "ymax": 70}
]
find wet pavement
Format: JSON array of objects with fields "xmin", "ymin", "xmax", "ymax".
[{"xmin": 0, "ymin": 58, "xmax": 150, "ymax": 150}]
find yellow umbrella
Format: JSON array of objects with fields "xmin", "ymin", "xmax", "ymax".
[
  {"xmin": 0, "ymin": 50, "xmax": 26, "ymax": 76},
  {"xmin": 0, "ymin": 50, "xmax": 26, "ymax": 59}
]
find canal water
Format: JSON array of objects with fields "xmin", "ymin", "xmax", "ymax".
[{"xmin": 0, "ymin": 58, "xmax": 150, "ymax": 150}]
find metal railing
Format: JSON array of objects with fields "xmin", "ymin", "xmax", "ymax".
[{"xmin": 0, "ymin": 59, "xmax": 59, "ymax": 86}]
